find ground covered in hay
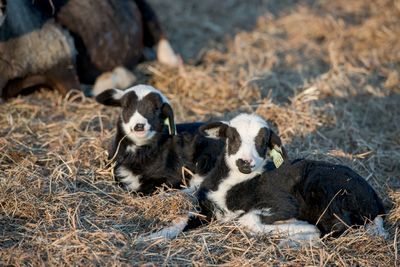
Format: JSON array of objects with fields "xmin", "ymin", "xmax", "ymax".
[{"xmin": 1, "ymin": 0, "xmax": 399, "ymax": 265}]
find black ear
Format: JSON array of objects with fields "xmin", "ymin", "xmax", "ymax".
[
  {"xmin": 199, "ymin": 122, "xmax": 229, "ymax": 139},
  {"xmin": 161, "ymin": 102, "xmax": 176, "ymax": 135},
  {"xmin": 268, "ymin": 130, "xmax": 288, "ymax": 160},
  {"xmin": 95, "ymin": 88, "xmax": 124, "ymax": 106}
]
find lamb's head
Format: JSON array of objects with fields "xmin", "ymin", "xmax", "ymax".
[
  {"xmin": 200, "ymin": 113, "xmax": 286, "ymax": 175},
  {"xmin": 96, "ymin": 84, "xmax": 175, "ymax": 146}
]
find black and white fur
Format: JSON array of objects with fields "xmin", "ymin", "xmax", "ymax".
[
  {"xmin": 146, "ymin": 114, "xmax": 386, "ymax": 241},
  {"xmin": 96, "ymin": 84, "xmax": 223, "ymax": 194},
  {"xmin": 291, "ymin": 159, "xmax": 386, "ymax": 237},
  {"xmin": 0, "ymin": 0, "xmax": 79, "ymax": 101},
  {"xmin": 145, "ymin": 114, "xmax": 321, "ymax": 242},
  {"xmin": 1, "ymin": 0, "xmax": 179, "ymax": 101}
]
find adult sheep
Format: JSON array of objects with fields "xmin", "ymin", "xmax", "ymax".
[
  {"xmin": 0, "ymin": 0, "xmax": 179, "ymax": 101},
  {"xmin": 0, "ymin": 0, "xmax": 80, "ymax": 101}
]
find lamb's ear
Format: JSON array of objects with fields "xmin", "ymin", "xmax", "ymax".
[
  {"xmin": 199, "ymin": 122, "xmax": 229, "ymax": 139},
  {"xmin": 268, "ymin": 129, "xmax": 288, "ymax": 167},
  {"xmin": 95, "ymin": 88, "xmax": 124, "ymax": 106},
  {"xmin": 161, "ymin": 102, "xmax": 176, "ymax": 135}
]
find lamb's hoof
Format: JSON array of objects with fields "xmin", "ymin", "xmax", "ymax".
[
  {"xmin": 137, "ymin": 217, "xmax": 188, "ymax": 241},
  {"xmin": 278, "ymin": 232, "xmax": 321, "ymax": 249},
  {"xmin": 366, "ymin": 216, "xmax": 388, "ymax": 239}
]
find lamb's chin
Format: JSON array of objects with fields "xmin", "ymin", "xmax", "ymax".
[
  {"xmin": 128, "ymin": 131, "xmax": 156, "ymax": 146},
  {"xmin": 134, "ymin": 131, "xmax": 147, "ymax": 137}
]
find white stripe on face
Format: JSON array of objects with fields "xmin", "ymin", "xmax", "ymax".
[
  {"xmin": 121, "ymin": 111, "xmax": 156, "ymax": 146},
  {"xmin": 119, "ymin": 85, "xmax": 171, "ymax": 146},
  {"xmin": 125, "ymin": 84, "xmax": 170, "ymax": 103},
  {"xmin": 225, "ymin": 114, "xmax": 269, "ymax": 175}
]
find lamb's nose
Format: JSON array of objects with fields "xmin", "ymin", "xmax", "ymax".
[
  {"xmin": 134, "ymin": 123, "xmax": 145, "ymax": 131},
  {"xmin": 240, "ymin": 159, "xmax": 254, "ymax": 166},
  {"xmin": 236, "ymin": 159, "xmax": 254, "ymax": 174}
]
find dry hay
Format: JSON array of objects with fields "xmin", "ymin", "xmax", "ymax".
[{"xmin": 1, "ymin": 0, "xmax": 399, "ymax": 265}]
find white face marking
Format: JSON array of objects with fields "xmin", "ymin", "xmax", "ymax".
[
  {"xmin": 117, "ymin": 84, "xmax": 171, "ymax": 146},
  {"xmin": 116, "ymin": 166, "xmax": 141, "ymax": 191},
  {"xmin": 124, "ymin": 84, "xmax": 170, "ymax": 103},
  {"xmin": 103, "ymin": 85, "xmax": 169, "ymax": 104},
  {"xmin": 225, "ymin": 114, "xmax": 269, "ymax": 175},
  {"xmin": 121, "ymin": 111, "xmax": 156, "ymax": 146}
]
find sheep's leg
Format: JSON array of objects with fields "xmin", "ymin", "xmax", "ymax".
[
  {"xmin": 2, "ymin": 75, "xmax": 48, "ymax": 100},
  {"xmin": 3, "ymin": 62, "xmax": 81, "ymax": 100},
  {"xmin": 0, "ymin": 77, "xmax": 7, "ymax": 102},
  {"xmin": 133, "ymin": 0, "xmax": 180, "ymax": 66},
  {"xmin": 139, "ymin": 216, "xmax": 189, "ymax": 241},
  {"xmin": 133, "ymin": 0, "xmax": 164, "ymax": 47},
  {"xmin": 44, "ymin": 61, "xmax": 80, "ymax": 95},
  {"xmin": 366, "ymin": 216, "xmax": 388, "ymax": 238}
]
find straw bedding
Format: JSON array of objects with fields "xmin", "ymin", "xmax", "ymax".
[{"xmin": 1, "ymin": 0, "xmax": 399, "ymax": 265}]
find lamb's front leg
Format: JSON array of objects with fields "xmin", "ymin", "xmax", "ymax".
[
  {"xmin": 114, "ymin": 164, "xmax": 142, "ymax": 192},
  {"xmin": 139, "ymin": 191, "xmax": 214, "ymax": 240}
]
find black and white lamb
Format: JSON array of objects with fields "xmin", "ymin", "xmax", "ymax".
[
  {"xmin": 146, "ymin": 113, "xmax": 386, "ymax": 241},
  {"xmin": 96, "ymin": 84, "xmax": 223, "ymax": 194}
]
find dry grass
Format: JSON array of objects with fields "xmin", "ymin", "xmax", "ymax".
[{"xmin": 1, "ymin": 0, "xmax": 400, "ymax": 265}]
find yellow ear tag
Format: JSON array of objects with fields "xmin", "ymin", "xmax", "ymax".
[
  {"xmin": 269, "ymin": 145, "xmax": 284, "ymax": 168},
  {"xmin": 164, "ymin": 118, "xmax": 177, "ymax": 135}
]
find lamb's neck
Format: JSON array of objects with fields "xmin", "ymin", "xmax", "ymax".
[
  {"xmin": 205, "ymin": 157, "xmax": 259, "ymax": 219},
  {"xmin": 203, "ymin": 153, "xmax": 258, "ymax": 191},
  {"xmin": 201, "ymin": 155, "xmax": 230, "ymax": 192}
]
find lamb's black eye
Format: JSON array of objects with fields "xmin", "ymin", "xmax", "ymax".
[
  {"xmin": 121, "ymin": 91, "xmax": 138, "ymax": 109},
  {"xmin": 227, "ymin": 127, "xmax": 241, "ymax": 155},
  {"xmin": 154, "ymin": 105, "xmax": 163, "ymax": 114},
  {"xmin": 255, "ymin": 127, "xmax": 269, "ymax": 157}
]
